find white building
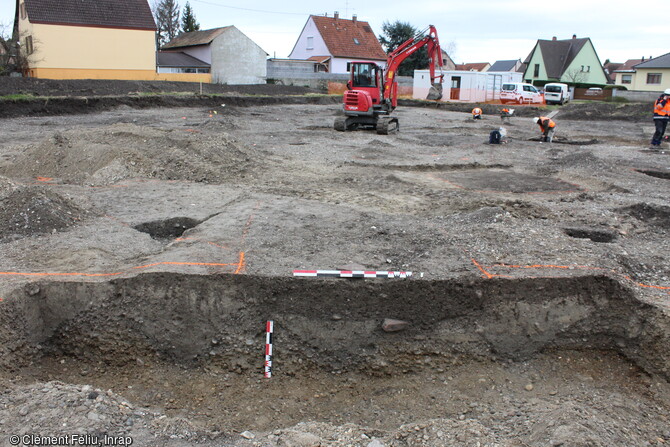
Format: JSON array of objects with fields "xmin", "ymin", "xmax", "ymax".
[
  {"xmin": 162, "ymin": 26, "xmax": 267, "ymax": 84},
  {"xmin": 414, "ymin": 69, "xmax": 523, "ymax": 102},
  {"xmin": 289, "ymin": 13, "xmax": 387, "ymax": 74}
]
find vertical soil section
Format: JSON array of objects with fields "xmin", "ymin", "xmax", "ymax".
[{"xmin": 1, "ymin": 274, "xmax": 667, "ymax": 380}]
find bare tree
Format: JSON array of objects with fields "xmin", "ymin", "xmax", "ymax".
[
  {"xmin": 563, "ymin": 68, "xmax": 588, "ymax": 84},
  {"xmin": 152, "ymin": 0, "xmax": 180, "ymax": 48},
  {"xmin": 0, "ymin": 23, "xmax": 31, "ymax": 76}
]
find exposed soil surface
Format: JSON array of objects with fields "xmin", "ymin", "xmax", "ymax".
[{"xmin": 0, "ymin": 80, "xmax": 669, "ymax": 447}]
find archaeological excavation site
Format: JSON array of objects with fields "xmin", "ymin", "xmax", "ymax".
[{"xmin": 0, "ymin": 79, "xmax": 669, "ymax": 446}]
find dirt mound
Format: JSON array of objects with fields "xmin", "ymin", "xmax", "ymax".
[
  {"xmin": 0, "ymin": 123, "xmax": 252, "ymax": 185},
  {"xmin": 546, "ymin": 149, "xmax": 616, "ymax": 171},
  {"xmin": 0, "ymin": 381, "xmax": 210, "ymax": 445},
  {"xmin": 0, "ymin": 78, "xmax": 321, "ymax": 98},
  {"xmin": 555, "ymin": 101, "xmax": 650, "ymax": 121},
  {"xmin": 400, "ymin": 99, "xmax": 651, "ymax": 121},
  {"xmin": 0, "ymin": 186, "xmax": 92, "ymax": 240}
]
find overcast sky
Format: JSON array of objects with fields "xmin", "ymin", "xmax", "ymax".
[{"xmin": 1, "ymin": 0, "xmax": 667, "ymax": 65}]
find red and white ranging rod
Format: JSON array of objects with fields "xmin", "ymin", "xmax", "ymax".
[
  {"xmin": 264, "ymin": 320, "xmax": 273, "ymax": 378},
  {"xmin": 293, "ymin": 269, "xmax": 419, "ymax": 278}
]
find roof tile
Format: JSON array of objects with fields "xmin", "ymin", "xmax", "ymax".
[
  {"xmin": 24, "ymin": 0, "xmax": 156, "ymax": 30},
  {"xmin": 162, "ymin": 27, "xmax": 232, "ymax": 49},
  {"xmin": 311, "ymin": 15, "xmax": 386, "ymax": 60}
]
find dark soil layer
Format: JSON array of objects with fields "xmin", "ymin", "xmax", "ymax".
[
  {"xmin": 2, "ymin": 272, "xmax": 668, "ymax": 376},
  {"xmin": 0, "ymin": 78, "xmax": 652, "ymax": 121},
  {"xmin": 0, "ymin": 78, "xmax": 321, "ymax": 97}
]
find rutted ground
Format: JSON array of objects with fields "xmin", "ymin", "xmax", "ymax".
[{"xmin": 0, "ymin": 91, "xmax": 669, "ymax": 446}]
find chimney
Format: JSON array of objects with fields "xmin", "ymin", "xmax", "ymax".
[
  {"xmin": 572, "ymin": 34, "xmax": 576, "ymax": 39},
  {"xmin": 334, "ymin": 11, "xmax": 339, "ymax": 19},
  {"xmin": 552, "ymin": 36, "xmax": 557, "ymax": 41},
  {"xmin": 352, "ymin": 14, "xmax": 357, "ymax": 24}
]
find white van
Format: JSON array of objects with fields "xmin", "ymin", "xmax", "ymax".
[
  {"xmin": 500, "ymin": 82, "xmax": 543, "ymax": 104},
  {"xmin": 544, "ymin": 83, "xmax": 570, "ymax": 105}
]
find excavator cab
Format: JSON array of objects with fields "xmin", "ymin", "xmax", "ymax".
[
  {"xmin": 351, "ymin": 63, "xmax": 379, "ymax": 90},
  {"xmin": 344, "ymin": 62, "xmax": 383, "ymax": 112}
]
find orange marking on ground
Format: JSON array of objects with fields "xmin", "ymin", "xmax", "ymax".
[
  {"xmin": 621, "ymin": 275, "xmax": 670, "ymax": 292},
  {"xmin": 36, "ymin": 177, "xmax": 54, "ymax": 182},
  {"xmin": 0, "ymin": 254, "xmax": 244, "ymax": 278},
  {"xmin": 427, "ymin": 173, "xmax": 465, "ymax": 189},
  {"xmin": 234, "ymin": 252, "xmax": 246, "ymax": 274},
  {"xmin": 174, "ymin": 237, "xmax": 197, "ymax": 242},
  {"xmin": 488, "ymin": 263, "xmax": 669, "ymax": 294},
  {"xmin": 131, "ymin": 261, "xmax": 238, "ymax": 270},
  {"xmin": 470, "ymin": 257, "xmax": 495, "ymax": 279},
  {"xmin": 491, "ymin": 263, "xmax": 606, "ymax": 272}
]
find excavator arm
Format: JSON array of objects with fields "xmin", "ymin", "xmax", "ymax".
[
  {"xmin": 383, "ymin": 25, "xmax": 444, "ymax": 102},
  {"xmin": 335, "ymin": 25, "xmax": 444, "ymax": 134}
]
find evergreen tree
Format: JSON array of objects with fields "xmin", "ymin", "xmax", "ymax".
[
  {"xmin": 153, "ymin": 0, "xmax": 180, "ymax": 47},
  {"xmin": 181, "ymin": 2, "xmax": 200, "ymax": 34},
  {"xmin": 378, "ymin": 21, "xmax": 429, "ymax": 77}
]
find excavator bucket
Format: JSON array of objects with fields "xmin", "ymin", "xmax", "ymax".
[{"xmin": 426, "ymin": 83, "xmax": 443, "ymax": 101}]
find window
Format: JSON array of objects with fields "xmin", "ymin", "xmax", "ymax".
[
  {"xmin": 20, "ymin": 2, "xmax": 26, "ymax": 19},
  {"xmin": 533, "ymin": 64, "xmax": 539, "ymax": 77},
  {"xmin": 25, "ymin": 36, "xmax": 33, "ymax": 55},
  {"xmin": 647, "ymin": 73, "xmax": 662, "ymax": 84},
  {"xmin": 621, "ymin": 74, "xmax": 632, "ymax": 84},
  {"xmin": 352, "ymin": 62, "xmax": 376, "ymax": 87},
  {"xmin": 306, "ymin": 36, "xmax": 313, "ymax": 50}
]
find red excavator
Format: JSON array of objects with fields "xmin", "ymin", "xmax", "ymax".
[{"xmin": 334, "ymin": 25, "xmax": 444, "ymax": 135}]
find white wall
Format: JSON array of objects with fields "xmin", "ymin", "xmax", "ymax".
[
  {"xmin": 289, "ymin": 17, "xmax": 329, "ymax": 60},
  {"xmin": 414, "ymin": 70, "xmax": 522, "ymax": 102},
  {"xmin": 181, "ymin": 46, "xmax": 212, "ymax": 64},
  {"xmin": 329, "ymin": 57, "xmax": 387, "ymax": 74},
  {"xmin": 211, "ymin": 27, "xmax": 267, "ymax": 84}
]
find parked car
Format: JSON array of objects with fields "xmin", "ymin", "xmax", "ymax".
[
  {"xmin": 500, "ymin": 82, "xmax": 544, "ymax": 104},
  {"xmin": 544, "ymin": 83, "xmax": 570, "ymax": 105}
]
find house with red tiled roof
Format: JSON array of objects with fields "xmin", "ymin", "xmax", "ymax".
[
  {"xmin": 608, "ymin": 58, "xmax": 643, "ymax": 86},
  {"xmin": 162, "ymin": 26, "xmax": 267, "ymax": 84},
  {"xmin": 288, "ymin": 12, "xmax": 387, "ymax": 74},
  {"xmin": 13, "ymin": 0, "xmax": 158, "ymax": 79},
  {"xmin": 455, "ymin": 62, "xmax": 490, "ymax": 72}
]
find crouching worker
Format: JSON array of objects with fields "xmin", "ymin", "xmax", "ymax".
[
  {"xmin": 489, "ymin": 127, "xmax": 507, "ymax": 144},
  {"xmin": 500, "ymin": 108, "xmax": 513, "ymax": 122},
  {"xmin": 533, "ymin": 116, "xmax": 556, "ymax": 142},
  {"xmin": 472, "ymin": 107, "xmax": 482, "ymax": 120}
]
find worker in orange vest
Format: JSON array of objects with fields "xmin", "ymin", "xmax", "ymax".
[
  {"xmin": 533, "ymin": 116, "xmax": 556, "ymax": 142},
  {"xmin": 471, "ymin": 107, "xmax": 482, "ymax": 120},
  {"xmin": 500, "ymin": 107, "xmax": 512, "ymax": 122},
  {"xmin": 651, "ymin": 88, "xmax": 670, "ymax": 147}
]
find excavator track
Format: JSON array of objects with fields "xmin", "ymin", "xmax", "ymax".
[
  {"xmin": 334, "ymin": 116, "xmax": 348, "ymax": 131},
  {"xmin": 376, "ymin": 117, "xmax": 399, "ymax": 135}
]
